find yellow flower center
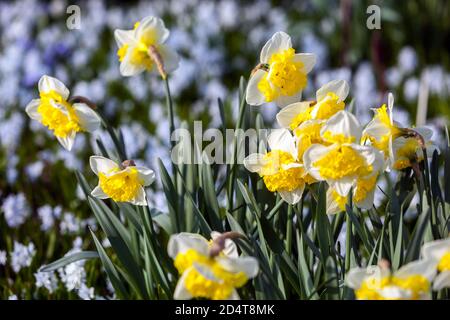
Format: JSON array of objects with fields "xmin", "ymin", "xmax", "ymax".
[
  {"xmin": 294, "ymin": 121, "xmax": 324, "ymax": 159},
  {"xmin": 393, "ymin": 138, "xmax": 421, "ymax": 170},
  {"xmin": 321, "ymin": 131, "xmax": 356, "ymax": 144},
  {"xmin": 37, "ymin": 90, "xmax": 81, "ymax": 138},
  {"xmin": 99, "ymin": 167, "xmax": 142, "ymax": 202},
  {"xmin": 354, "ymin": 174, "xmax": 378, "ymax": 204},
  {"xmin": 260, "ymin": 150, "xmax": 305, "ymax": 192},
  {"xmin": 366, "ymin": 104, "xmax": 402, "ymax": 155},
  {"xmin": 438, "ymin": 252, "xmax": 450, "ymax": 272},
  {"xmin": 356, "ymin": 275, "xmax": 430, "ymax": 300},
  {"xmin": 257, "ymin": 48, "xmax": 306, "ymax": 102},
  {"xmin": 332, "ymin": 189, "xmax": 347, "ymax": 211},
  {"xmin": 314, "ymin": 145, "xmax": 372, "ymax": 180},
  {"xmin": 313, "ymin": 92, "xmax": 345, "ymax": 120},
  {"xmin": 174, "ymin": 249, "xmax": 248, "ymax": 300},
  {"xmin": 289, "ymin": 107, "xmax": 312, "ymax": 130},
  {"xmin": 116, "ymin": 22, "xmax": 157, "ymax": 70}
]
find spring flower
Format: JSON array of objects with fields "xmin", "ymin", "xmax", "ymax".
[
  {"xmin": 243, "ymin": 129, "xmax": 308, "ymax": 204},
  {"xmin": 303, "ymin": 111, "xmax": 383, "ymax": 197},
  {"xmin": 168, "ymin": 232, "xmax": 259, "ymax": 300},
  {"xmin": 390, "ymin": 127, "xmax": 439, "ymax": 170},
  {"xmin": 276, "ymin": 79, "xmax": 350, "ymax": 130},
  {"xmin": 1, "ymin": 193, "xmax": 30, "ymax": 228},
  {"xmin": 421, "ymin": 238, "xmax": 450, "ymax": 290},
  {"xmin": 246, "ymin": 31, "xmax": 316, "ymax": 107},
  {"xmin": 346, "ymin": 260, "xmax": 436, "ymax": 300},
  {"xmin": 89, "ymin": 156, "xmax": 155, "ymax": 206},
  {"xmin": 25, "ymin": 75, "xmax": 101, "ymax": 151},
  {"xmin": 34, "ymin": 270, "xmax": 59, "ymax": 294},
  {"xmin": 362, "ymin": 93, "xmax": 403, "ymax": 158},
  {"xmin": 114, "ymin": 16, "xmax": 179, "ymax": 78},
  {"xmin": 10, "ymin": 241, "xmax": 36, "ymax": 273}
]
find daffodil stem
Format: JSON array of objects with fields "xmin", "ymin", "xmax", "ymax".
[
  {"xmin": 286, "ymin": 205, "xmax": 293, "ymax": 255},
  {"xmin": 163, "ymin": 77, "xmax": 178, "ymax": 190},
  {"xmin": 98, "ymin": 113, "xmax": 127, "ymax": 162}
]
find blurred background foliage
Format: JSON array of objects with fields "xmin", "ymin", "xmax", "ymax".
[{"xmin": 0, "ymin": 0, "xmax": 448, "ymax": 299}]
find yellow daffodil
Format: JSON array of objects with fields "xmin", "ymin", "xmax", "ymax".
[
  {"xmin": 421, "ymin": 238, "xmax": 450, "ymax": 291},
  {"xmin": 276, "ymin": 79, "xmax": 349, "ymax": 130},
  {"xmin": 243, "ymin": 129, "xmax": 308, "ymax": 204},
  {"xmin": 167, "ymin": 232, "xmax": 259, "ymax": 300},
  {"xmin": 303, "ymin": 111, "xmax": 384, "ymax": 197},
  {"xmin": 362, "ymin": 93, "xmax": 403, "ymax": 159},
  {"xmin": 389, "ymin": 127, "xmax": 439, "ymax": 170},
  {"xmin": 114, "ymin": 16, "xmax": 179, "ymax": 77},
  {"xmin": 246, "ymin": 31, "xmax": 316, "ymax": 107},
  {"xmin": 346, "ymin": 260, "xmax": 436, "ymax": 300},
  {"xmin": 89, "ymin": 156, "xmax": 155, "ymax": 206},
  {"xmin": 25, "ymin": 75, "xmax": 101, "ymax": 151}
]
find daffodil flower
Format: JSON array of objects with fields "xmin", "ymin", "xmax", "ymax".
[
  {"xmin": 362, "ymin": 93, "xmax": 403, "ymax": 159},
  {"xmin": 243, "ymin": 129, "xmax": 308, "ymax": 204},
  {"xmin": 246, "ymin": 31, "xmax": 316, "ymax": 107},
  {"xmin": 421, "ymin": 238, "xmax": 450, "ymax": 291},
  {"xmin": 303, "ymin": 111, "xmax": 383, "ymax": 197},
  {"xmin": 167, "ymin": 232, "xmax": 259, "ymax": 300},
  {"xmin": 89, "ymin": 156, "xmax": 155, "ymax": 206},
  {"xmin": 114, "ymin": 16, "xmax": 179, "ymax": 78},
  {"xmin": 346, "ymin": 260, "xmax": 436, "ymax": 300},
  {"xmin": 276, "ymin": 79, "xmax": 349, "ymax": 130},
  {"xmin": 25, "ymin": 75, "xmax": 101, "ymax": 151},
  {"xmin": 389, "ymin": 127, "xmax": 439, "ymax": 170}
]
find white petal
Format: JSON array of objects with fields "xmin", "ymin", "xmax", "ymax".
[
  {"xmin": 130, "ymin": 187, "xmax": 147, "ymax": 206},
  {"xmin": 119, "ymin": 50, "xmax": 146, "ymax": 77},
  {"xmin": 259, "ymin": 31, "xmax": 292, "ymax": 63},
  {"xmin": 316, "ymin": 79, "xmax": 349, "ymax": 102},
  {"xmin": 395, "ymin": 259, "xmax": 437, "ymax": 282},
  {"xmin": 279, "ymin": 186, "xmax": 304, "ymax": 205},
  {"xmin": 38, "ymin": 75, "xmax": 69, "ymax": 99},
  {"xmin": 331, "ymin": 179, "xmax": 354, "ymax": 197},
  {"xmin": 412, "ymin": 126, "xmax": 433, "ymax": 141},
  {"xmin": 73, "ymin": 103, "xmax": 101, "ymax": 133},
  {"xmin": 294, "ymin": 53, "xmax": 316, "ymax": 74},
  {"xmin": 421, "ymin": 238, "xmax": 450, "ymax": 260},
  {"xmin": 89, "ymin": 156, "xmax": 118, "ymax": 176},
  {"xmin": 228, "ymin": 290, "xmax": 240, "ymax": 300},
  {"xmin": 268, "ymin": 128, "xmax": 296, "ymax": 157},
  {"xmin": 167, "ymin": 233, "xmax": 209, "ymax": 258},
  {"xmin": 363, "ymin": 118, "xmax": 391, "ymax": 140},
  {"xmin": 274, "ymin": 91, "xmax": 302, "ymax": 108},
  {"xmin": 211, "ymin": 232, "xmax": 239, "ymax": 258},
  {"xmin": 351, "ymin": 144, "xmax": 378, "ymax": 168},
  {"xmin": 355, "ymin": 184, "xmax": 375, "ymax": 210},
  {"xmin": 114, "ymin": 29, "xmax": 136, "ymax": 47},
  {"xmin": 388, "ymin": 92, "xmax": 394, "ymax": 123},
  {"xmin": 135, "ymin": 16, "xmax": 170, "ymax": 44},
  {"xmin": 245, "ymin": 69, "xmax": 266, "ymax": 106},
  {"xmin": 345, "ymin": 267, "xmax": 374, "ymax": 289},
  {"xmin": 56, "ymin": 131, "xmax": 76, "ymax": 151},
  {"xmin": 91, "ymin": 185, "xmax": 109, "ymax": 200},
  {"xmin": 25, "ymin": 99, "xmax": 42, "ymax": 121},
  {"xmin": 158, "ymin": 45, "xmax": 180, "ymax": 73},
  {"xmin": 302, "ymin": 144, "xmax": 334, "ymax": 181},
  {"xmin": 173, "ymin": 269, "xmax": 193, "ymax": 300},
  {"xmin": 326, "ymin": 187, "xmax": 343, "ymax": 215},
  {"xmin": 433, "ymin": 271, "xmax": 450, "ymax": 291},
  {"xmin": 321, "ymin": 110, "xmax": 362, "ymax": 143},
  {"xmin": 276, "ymin": 101, "xmax": 311, "ymax": 128},
  {"xmin": 243, "ymin": 153, "xmax": 266, "ymax": 173},
  {"xmin": 136, "ymin": 167, "xmax": 155, "ymax": 186},
  {"xmin": 216, "ymin": 256, "xmax": 259, "ymax": 279}
]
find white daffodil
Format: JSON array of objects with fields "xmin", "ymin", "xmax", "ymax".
[
  {"xmin": 362, "ymin": 93, "xmax": 404, "ymax": 162},
  {"xmin": 276, "ymin": 79, "xmax": 349, "ymax": 130},
  {"xmin": 25, "ymin": 75, "xmax": 101, "ymax": 151},
  {"xmin": 167, "ymin": 232, "xmax": 259, "ymax": 300},
  {"xmin": 303, "ymin": 110, "xmax": 383, "ymax": 197},
  {"xmin": 421, "ymin": 238, "xmax": 450, "ymax": 291},
  {"xmin": 89, "ymin": 156, "xmax": 155, "ymax": 206},
  {"xmin": 390, "ymin": 126, "xmax": 439, "ymax": 170},
  {"xmin": 346, "ymin": 260, "xmax": 436, "ymax": 300},
  {"xmin": 246, "ymin": 31, "xmax": 316, "ymax": 107},
  {"xmin": 243, "ymin": 129, "xmax": 308, "ymax": 204},
  {"xmin": 114, "ymin": 16, "xmax": 179, "ymax": 77}
]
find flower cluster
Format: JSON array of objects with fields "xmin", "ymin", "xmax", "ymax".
[{"xmin": 244, "ymin": 31, "xmax": 438, "ymax": 213}]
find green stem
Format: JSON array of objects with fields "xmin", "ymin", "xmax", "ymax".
[{"xmin": 286, "ymin": 205, "xmax": 293, "ymax": 254}]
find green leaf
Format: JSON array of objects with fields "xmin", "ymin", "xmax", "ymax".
[{"xmin": 40, "ymin": 251, "xmax": 99, "ymax": 272}]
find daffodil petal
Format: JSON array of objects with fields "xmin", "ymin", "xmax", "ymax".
[
  {"xmin": 89, "ymin": 156, "xmax": 118, "ymax": 176},
  {"xmin": 38, "ymin": 75, "xmax": 70, "ymax": 99},
  {"xmin": 91, "ymin": 185, "xmax": 109, "ymax": 199},
  {"xmin": 119, "ymin": 49, "xmax": 146, "ymax": 77},
  {"xmin": 173, "ymin": 269, "xmax": 194, "ymax": 300},
  {"xmin": 136, "ymin": 166, "xmax": 155, "ymax": 186},
  {"xmin": 56, "ymin": 131, "xmax": 76, "ymax": 151},
  {"xmin": 316, "ymin": 79, "xmax": 349, "ymax": 102},
  {"xmin": 211, "ymin": 232, "xmax": 239, "ymax": 258},
  {"xmin": 114, "ymin": 29, "xmax": 136, "ymax": 48},
  {"xmin": 321, "ymin": 110, "xmax": 362, "ymax": 143},
  {"xmin": 274, "ymin": 91, "xmax": 302, "ymax": 108},
  {"xmin": 302, "ymin": 143, "xmax": 333, "ymax": 181},
  {"xmin": 245, "ymin": 69, "xmax": 266, "ymax": 106},
  {"xmin": 279, "ymin": 186, "xmax": 304, "ymax": 204},
  {"xmin": 294, "ymin": 53, "xmax": 316, "ymax": 74},
  {"xmin": 130, "ymin": 187, "xmax": 147, "ymax": 206},
  {"xmin": 73, "ymin": 103, "xmax": 101, "ymax": 133},
  {"xmin": 167, "ymin": 233, "xmax": 209, "ymax": 258},
  {"xmin": 25, "ymin": 99, "xmax": 42, "ymax": 121},
  {"xmin": 432, "ymin": 271, "xmax": 450, "ymax": 291},
  {"xmin": 395, "ymin": 259, "xmax": 437, "ymax": 282},
  {"xmin": 216, "ymin": 256, "xmax": 259, "ymax": 279},
  {"xmin": 421, "ymin": 238, "xmax": 450, "ymax": 260},
  {"xmin": 243, "ymin": 153, "xmax": 266, "ymax": 173},
  {"xmin": 259, "ymin": 31, "xmax": 292, "ymax": 63},
  {"xmin": 158, "ymin": 45, "xmax": 180, "ymax": 74},
  {"xmin": 135, "ymin": 16, "xmax": 170, "ymax": 44},
  {"xmin": 276, "ymin": 101, "xmax": 311, "ymax": 128},
  {"xmin": 268, "ymin": 128, "xmax": 297, "ymax": 158}
]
